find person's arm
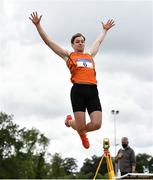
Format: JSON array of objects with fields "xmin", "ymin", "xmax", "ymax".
[
  {"xmin": 89, "ymin": 19, "xmax": 115, "ymax": 57},
  {"xmin": 115, "ymin": 149, "xmax": 123, "ymax": 163},
  {"xmin": 29, "ymin": 12, "xmax": 70, "ymax": 61},
  {"xmin": 132, "ymin": 165, "xmax": 136, "ymax": 173},
  {"xmin": 131, "ymin": 149, "xmax": 136, "ymax": 173}
]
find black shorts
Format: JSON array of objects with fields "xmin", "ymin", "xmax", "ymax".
[{"xmin": 70, "ymin": 83, "xmax": 102, "ymax": 114}]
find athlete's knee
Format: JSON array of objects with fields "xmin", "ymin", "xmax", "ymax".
[
  {"xmin": 94, "ymin": 123, "xmax": 101, "ymax": 130},
  {"xmin": 77, "ymin": 124, "xmax": 86, "ymax": 132},
  {"xmin": 92, "ymin": 121, "xmax": 102, "ymax": 130}
]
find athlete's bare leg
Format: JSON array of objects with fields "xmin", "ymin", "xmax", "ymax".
[
  {"xmin": 86, "ymin": 111, "xmax": 102, "ymax": 132},
  {"xmin": 66, "ymin": 111, "xmax": 90, "ymax": 149},
  {"xmin": 68, "ymin": 112, "xmax": 86, "ymax": 134}
]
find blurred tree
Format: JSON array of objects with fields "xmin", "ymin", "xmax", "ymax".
[
  {"xmin": 62, "ymin": 157, "xmax": 78, "ymax": 175},
  {"xmin": 49, "ymin": 153, "xmax": 79, "ymax": 179},
  {"xmin": 136, "ymin": 153, "xmax": 153, "ymax": 173},
  {"xmin": 50, "ymin": 153, "xmax": 65, "ymax": 178},
  {"xmin": 0, "ymin": 112, "xmax": 49, "ymax": 178},
  {"xmin": 148, "ymin": 157, "xmax": 153, "ymax": 173},
  {"xmin": 79, "ymin": 155, "xmax": 108, "ymax": 178}
]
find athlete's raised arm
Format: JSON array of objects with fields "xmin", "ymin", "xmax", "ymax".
[
  {"xmin": 89, "ymin": 19, "xmax": 115, "ymax": 57},
  {"xmin": 29, "ymin": 12, "xmax": 70, "ymax": 61}
]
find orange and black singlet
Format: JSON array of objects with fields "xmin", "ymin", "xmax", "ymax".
[{"xmin": 66, "ymin": 52, "xmax": 97, "ymax": 84}]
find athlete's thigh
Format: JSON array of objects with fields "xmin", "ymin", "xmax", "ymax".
[
  {"xmin": 89, "ymin": 110, "xmax": 102, "ymax": 126},
  {"xmin": 73, "ymin": 111, "xmax": 86, "ymax": 129}
]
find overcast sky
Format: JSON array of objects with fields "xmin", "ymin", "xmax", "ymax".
[{"xmin": 0, "ymin": 0, "xmax": 153, "ymax": 169}]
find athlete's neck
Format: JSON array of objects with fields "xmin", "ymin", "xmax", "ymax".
[{"xmin": 74, "ymin": 50, "xmax": 84, "ymax": 54}]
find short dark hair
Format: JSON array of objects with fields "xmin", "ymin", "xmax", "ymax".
[
  {"xmin": 122, "ymin": 137, "xmax": 128, "ymax": 142},
  {"xmin": 71, "ymin": 33, "xmax": 86, "ymax": 44}
]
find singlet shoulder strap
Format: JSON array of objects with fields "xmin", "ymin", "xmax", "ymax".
[{"xmin": 66, "ymin": 52, "xmax": 77, "ymax": 70}]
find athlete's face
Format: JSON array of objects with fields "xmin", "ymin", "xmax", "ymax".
[{"xmin": 72, "ymin": 36, "xmax": 85, "ymax": 52}]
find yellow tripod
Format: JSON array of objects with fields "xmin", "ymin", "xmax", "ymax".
[{"xmin": 93, "ymin": 138, "xmax": 115, "ymax": 180}]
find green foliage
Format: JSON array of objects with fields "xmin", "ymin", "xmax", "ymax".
[
  {"xmin": 62, "ymin": 157, "xmax": 78, "ymax": 175},
  {"xmin": 50, "ymin": 153, "xmax": 65, "ymax": 178},
  {"xmin": 0, "ymin": 112, "xmax": 50, "ymax": 178},
  {"xmin": 80, "ymin": 155, "xmax": 108, "ymax": 178},
  {"xmin": 136, "ymin": 153, "xmax": 153, "ymax": 173},
  {"xmin": 148, "ymin": 157, "xmax": 153, "ymax": 173},
  {"xmin": 75, "ymin": 171, "xmax": 87, "ymax": 179},
  {"xmin": 49, "ymin": 153, "xmax": 78, "ymax": 178}
]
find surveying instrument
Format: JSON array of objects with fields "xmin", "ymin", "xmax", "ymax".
[{"xmin": 93, "ymin": 138, "xmax": 115, "ymax": 179}]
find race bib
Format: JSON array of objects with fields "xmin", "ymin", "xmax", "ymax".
[{"xmin": 76, "ymin": 59, "xmax": 93, "ymax": 69}]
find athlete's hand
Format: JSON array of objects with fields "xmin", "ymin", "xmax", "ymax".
[
  {"xmin": 102, "ymin": 19, "xmax": 115, "ymax": 31},
  {"xmin": 29, "ymin": 12, "xmax": 42, "ymax": 25}
]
